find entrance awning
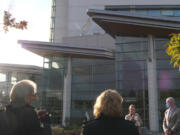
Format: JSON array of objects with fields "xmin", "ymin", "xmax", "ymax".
[
  {"xmin": 18, "ymin": 40, "xmax": 114, "ymax": 59},
  {"xmin": 87, "ymin": 9, "xmax": 180, "ymax": 38}
]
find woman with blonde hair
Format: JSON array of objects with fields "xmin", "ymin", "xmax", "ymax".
[
  {"xmin": 125, "ymin": 104, "xmax": 143, "ymax": 135},
  {"xmin": 82, "ymin": 89, "xmax": 139, "ymax": 135}
]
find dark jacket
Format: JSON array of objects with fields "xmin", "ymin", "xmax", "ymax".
[
  {"xmin": 38, "ymin": 110, "xmax": 52, "ymax": 135},
  {"xmin": 82, "ymin": 115, "xmax": 139, "ymax": 135},
  {"xmin": 1, "ymin": 102, "xmax": 43, "ymax": 135}
]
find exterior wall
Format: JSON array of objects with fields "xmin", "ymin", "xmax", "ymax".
[
  {"xmin": 115, "ymin": 36, "xmax": 180, "ymax": 131},
  {"xmin": 113, "ymin": 6, "xmax": 180, "ymax": 132},
  {"xmin": 62, "ymin": 34, "xmax": 115, "ymax": 51},
  {"xmin": 52, "ymin": 0, "xmax": 69, "ymax": 42},
  {"xmin": 71, "ymin": 57, "xmax": 115, "ymax": 122},
  {"xmin": 155, "ymin": 39, "xmax": 180, "ymax": 129},
  {"xmin": 115, "ymin": 36, "xmax": 149, "ymax": 126},
  {"xmin": 43, "ymin": 56, "xmax": 115, "ymax": 125},
  {"xmin": 52, "ymin": 0, "xmax": 180, "ymax": 42},
  {"xmin": 42, "ymin": 57, "xmax": 65, "ymax": 124}
]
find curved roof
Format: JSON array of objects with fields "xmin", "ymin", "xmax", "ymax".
[
  {"xmin": 18, "ymin": 40, "xmax": 114, "ymax": 59},
  {"xmin": 87, "ymin": 9, "xmax": 180, "ymax": 38}
]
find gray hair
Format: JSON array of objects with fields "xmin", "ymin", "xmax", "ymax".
[
  {"xmin": 166, "ymin": 97, "xmax": 175, "ymax": 103},
  {"xmin": 9, "ymin": 80, "xmax": 37, "ymax": 102}
]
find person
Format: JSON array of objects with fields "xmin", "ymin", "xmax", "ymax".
[
  {"xmin": 1, "ymin": 80, "xmax": 43, "ymax": 135},
  {"xmin": 81, "ymin": 89, "xmax": 139, "ymax": 135},
  {"xmin": 125, "ymin": 104, "xmax": 143, "ymax": 135},
  {"xmin": 163, "ymin": 97, "xmax": 180, "ymax": 135}
]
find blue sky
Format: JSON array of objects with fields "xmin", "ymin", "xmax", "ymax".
[{"xmin": 0, "ymin": 0, "xmax": 51, "ymax": 67}]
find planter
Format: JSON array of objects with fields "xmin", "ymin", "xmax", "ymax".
[{"xmin": 52, "ymin": 126, "xmax": 81, "ymax": 135}]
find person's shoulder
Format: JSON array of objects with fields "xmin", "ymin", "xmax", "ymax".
[
  {"xmin": 82, "ymin": 118, "xmax": 98, "ymax": 128},
  {"xmin": 19, "ymin": 104, "xmax": 37, "ymax": 117},
  {"xmin": 175, "ymin": 107, "xmax": 180, "ymax": 113},
  {"xmin": 120, "ymin": 118, "xmax": 134, "ymax": 126},
  {"xmin": 125, "ymin": 114, "xmax": 130, "ymax": 119},
  {"xmin": 135, "ymin": 113, "xmax": 141, "ymax": 117},
  {"xmin": 117, "ymin": 118, "xmax": 139, "ymax": 134},
  {"xmin": 125, "ymin": 113, "xmax": 130, "ymax": 117},
  {"xmin": 22, "ymin": 104, "xmax": 35, "ymax": 110}
]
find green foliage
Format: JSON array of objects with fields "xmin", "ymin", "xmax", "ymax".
[{"xmin": 166, "ymin": 33, "xmax": 180, "ymax": 70}]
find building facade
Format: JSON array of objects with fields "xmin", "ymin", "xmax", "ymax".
[
  {"xmin": 0, "ymin": 63, "xmax": 42, "ymax": 107},
  {"xmin": 19, "ymin": 0, "xmax": 180, "ymax": 132},
  {"xmin": 50, "ymin": 0, "xmax": 180, "ymax": 42}
]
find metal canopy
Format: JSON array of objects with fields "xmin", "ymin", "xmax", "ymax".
[
  {"xmin": 18, "ymin": 40, "xmax": 114, "ymax": 59},
  {"xmin": 87, "ymin": 9, "xmax": 180, "ymax": 38}
]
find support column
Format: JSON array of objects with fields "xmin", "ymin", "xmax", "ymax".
[
  {"xmin": 6, "ymin": 72, "xmax": 12, "ymax": 94},
  {"xmin": 147, "ymin": 35, "xmax": 159, "ymax": 132},
  {"xmin": 62, "ymin": 57, "xmax": 72, "ymax": 126}
]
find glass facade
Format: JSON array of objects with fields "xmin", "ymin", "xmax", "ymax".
[
  {"xmin": 0, "ymin": 73, "xmax": 6, "ymax": 82},
  {"xmin": 41, "ymin": 56, "xmax": 64, "ymax": 124},
  {"xmin": 106, "ymin": 5, "xmax": 180, "ymax": 130},
  {"xmin": 155, "ymin": 39, "xmax": 180, "ymax": 128},
  {"xmin": 41, "ymin": 37, "xmax": 180, "ymax": 128},
  {"xmin": 71, "ymin": 58, "xmax": 115, "ymax": 120},
  {"xmin": 115, "ymin": 36, "xmax": 180, "ymax": 130},
  {"xmin": 116, "ymin": 36, "xmax": 149, "ymax": 126},
  {"xmin": 136, "ymin": 9, "xmax": 180, "ymax": 17},
  {"xmin": 42, "ymin": 56, "xmax": 115, "ymax": 124},
  {"xmin": 112, "ymin": 6, "xmax": 180, "ymax": 18}
]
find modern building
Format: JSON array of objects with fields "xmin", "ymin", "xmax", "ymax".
[
  {"xmin": 19, "ymin": 0, "xmax": 180, "ymax": 132},
  {"xmin": 0, "ymin": 63, "xmax": 42, "ymax": 106}
]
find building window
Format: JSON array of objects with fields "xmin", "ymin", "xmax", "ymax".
[
  {"xmin": 44, "ymin": 58, "xmax": 50, "ymax": 62},
  {"xmin": 0, "ymin": 73, "xmax": 6, "ymax": 82},
  {"xmin": 135, "ymin": 10, "xmax": 148, "ymax": 15},
  {"xmin": 50, "ymin": 17, "xmax": 55, "ymax": 29},
  {"xmin": 148, "ymin": 10, "xmax": 161, "ymax": 16},
  {"xmin": 51, "ymin": 6, "xmax": 56, "ymax": 17},
  {"xmin": 118, "ymin": 10, "xmax": 130, "ymax": 14},
  {"xmin": 52, "ymin": 62, "xmax": 60, "ymax": 69},
  {"xmin": 161, "ymin": 10, "xmax": 174, "ymax": 16},
  {"xmin": 11, "ymin": 76, "xmax": 17, "ymax": 84},
  {"xmin": 50, "ymin": 28, "xmax": 55, "ymax": 42},
  {"xmin": 174, "ymin": 10, "xmax": 180, "ymax": 16},
  {"xmin": 44, "ymin": 63, "xmax": 50, "ymax": 69},
  {"xmin": 50, "ymin": 0, "xmax": 56, "ymax": 42}
]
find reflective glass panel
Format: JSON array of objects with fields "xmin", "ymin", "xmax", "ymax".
[
  {"xmin": 148, "ymin": 10, "xmax": 161, "ymax": 16},
  {"xmin": 161, "ymin": 10, "xmax": 174, "ymax": 16},
  {"xmin": 174, "ymin": 10, "xmax": 180, "ymax": 16}
]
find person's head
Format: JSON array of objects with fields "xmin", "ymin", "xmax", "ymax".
[
  {"xmin": 9, "ymin": 80, "xmax": 37, "ymax": 105},
  {"xmin": 166, "ymin": 97, "xmax": 175, "ymax": 108},
  {"xmin": 129, "ymin": 104, "xmax": 136, "ymax": 115},
  {"xmin": 93, "ymin": 89, "xmax": 123, "ymax": 118}
]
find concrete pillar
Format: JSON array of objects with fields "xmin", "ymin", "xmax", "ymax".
[
  {"xmin": 6, "ymin": 72, "xmax": 12, "ymax": 93},
  {"xmin": 147, "ymin": 35, "xmax": 159, "ymax": 131},
  {"xmin": 62, "ymin": 57, "xmax": 72, "ymax": 126}
]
